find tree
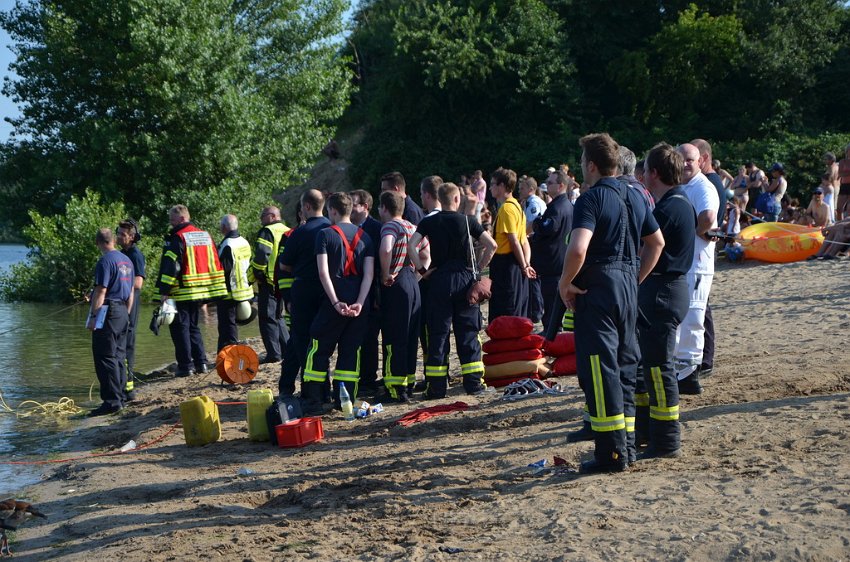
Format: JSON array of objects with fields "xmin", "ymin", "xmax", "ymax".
[{"xmin": 0, "ymin": 0, "xmax": 353, "ymax": 234}]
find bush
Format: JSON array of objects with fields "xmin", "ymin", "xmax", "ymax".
[{"xmin": 0, "ymin": 190, "xmax": 160, "ymax": 303}]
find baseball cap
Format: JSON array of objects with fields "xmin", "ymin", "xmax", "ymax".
[
  {"xmin": 540, "ymin": 183, "xmax": 548, "ymax": 192},
  {"xmin": 813, "ymin": 187, "xmax": 824, "ymax": 194},
  {"xmin": 546, "ymin": 166, "xmax": 556, "ymax": 174},
  {"xmin": 770, "ymin": 162, "xmax": 784, "ymax": 172}
]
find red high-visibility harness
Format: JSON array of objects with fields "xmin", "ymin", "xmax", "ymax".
[{"xmin": 330, "ymin": 225, "xmax": 364, "ymax": 277}]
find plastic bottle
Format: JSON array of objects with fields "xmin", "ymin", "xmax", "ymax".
[{"xmin": 339, "ymin": 382, "xmax": 354, "ymax": 421}]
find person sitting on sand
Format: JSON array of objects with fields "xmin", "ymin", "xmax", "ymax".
[
  {"xmin": 778, "ymin": 196, "xmax": 799, "ymax": 223},
  {"xmin": 802, "ymin": 188, "xmax": 831, "ymax": 228},
  {"xmin": 808, "ymin": 217, "xmax": 850, "ymax": 260}
]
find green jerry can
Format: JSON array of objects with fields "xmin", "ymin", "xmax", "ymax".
[
  {"xmin": 179, "ymin": 395, "xmax": 222, "ymax": 447},
  {"xmin": 247, "ymin": 388, "xmax": 274, "ymax": 442}
]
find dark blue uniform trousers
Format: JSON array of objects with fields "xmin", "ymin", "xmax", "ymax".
[
  {"xmin": 170, "ymin": 300, "xmax": 207, "ymax": 373},
  {"xmin": 488, "ymin": 253, "xmax": 528, "ymax": 322},
  {"xmin": 125, "ymin": 287, "xmax": 140, "ymax": 374},
  {"xmin": 380, "ymin": 268, "xmax": 421, "ymax": 397},
  {"xmin": 424, "ymin": 263, "xmax": 484, "ymax": 397},
  {"xmin": 216, "ymin": 299, "xmax": 239, "ymax": 352},
  {"xmin": 92, "ymin": 302, "xmax": 129, "ymax": 409},
  {"xmin": 279, "ymin": 281, "xmax": 324, "ymax": 396},
  {"xmin": 635, "ymin": 274, "xmax": 688, "ymax": 452},
  {"xmin": 258, "ymin": 282, "xmax": 288, "ymax": 361},
  {"xmin": 574, "ymin": 265, "xmax": 639, "ymax": 465},
  {"xmin": 359, "ymin": 286, "xmax": 382, "ymax": 387}
]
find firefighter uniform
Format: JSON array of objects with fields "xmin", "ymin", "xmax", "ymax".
[
  {"xmin": 302, "ymin": 223, "xmax": 374, "ymax": 408},
  {"xmin": 277, "ymin": 215, "xmax": 331, "ymax": 396},
  {"xmin": 156, "ymin": 222, "xmax": 228, "ymax": 375},
  {"xmin": 416, "ymin": 211, "xmax": 487, "ymax": 398},
  {"xmin": 120, "ymin": 242, "xmax": 145, "ymax": 399},
  {"xmin": 251, "ymin": 220, "xmax": 290, "ymax": 362},
  {"xmin": 635, "ymin": 186, "xmax": 695, "ymax": 455},
  {"xmin": 571, "ymin": 178, "xmax": 658, "ymax": 468},
  {"xmin": 356, "ymin": 215, "xmax": 383, "ymax": 391},
  {"xmin": 217, "ymin": 230, "xmax": 253, "ymax": 351},
  {"xmin": 379, "ymin": 218, "xmax": 421, "ymax": 401},
  {"xmin": 90, "ymin": 249, "xmax": 134, "ymax": 413}
]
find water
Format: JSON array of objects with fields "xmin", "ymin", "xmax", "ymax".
[{"xmin": 0, "ymin": 244, "xmax": 260, "ymax": 496}]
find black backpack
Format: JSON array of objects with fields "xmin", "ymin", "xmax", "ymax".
[{"xmin": 265, "ymin": 396, "xmax": 303, "ymax": 446}]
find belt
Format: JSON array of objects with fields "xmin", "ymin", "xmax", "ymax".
[
  {"xmin": 105, "ymin": 298, "xmax": 128, "ymax": 305},
  {"xmin": 649, "ymin": 272, "xmax": 684, "ymax": 279}
]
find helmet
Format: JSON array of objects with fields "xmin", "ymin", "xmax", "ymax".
[
  {"xmin": 235, "ymin": 301, "xmax": 257, "ymax": 326},
  {"xmin": 149, "ymin": 299, "xmax": 177, "ymax": 335}
]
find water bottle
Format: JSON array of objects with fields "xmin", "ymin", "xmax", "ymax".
[{"xmin": 339, "ymin": 382, "xmax": 354, "ymax": 421}]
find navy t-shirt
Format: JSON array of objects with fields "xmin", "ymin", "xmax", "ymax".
[
  {"xmin": 403, "ymin": 196, "xmax": 425, "ymax": 225},
  {"xmin": 706, "ymin": 172, "xmax": 727, "ymax": 220},
  {"xmin": 95, "ymin": 249, "xmax": 134, "ymax": 302},
  {"xmin": 121, "ymin": 245, "xmax": 146, "ymax": 280},
  {"xmin": 572, "ymin": 177, "xmax": 659, "ymax": 266},
  {"xmin": 315, "ymin": 222, "xmax": 374, "ymax": 301},
  {"xmin": 416, "ymin": 211, "xmax": 485, "ymax": 268},
  {"xmin": 280, "ymin": 216, "xmax": 331, "ymax": 281},
  {"xmin": 651, "ymin": 186, "xmax": 696, "ymax": 275}
]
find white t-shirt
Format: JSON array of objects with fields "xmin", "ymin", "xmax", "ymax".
[
  {"xmin": 523, "ymin": 194, "xmax": 547, "ymax": 224},
  {"xmin": 683, "ymin": 172, "xmax": 719, "ymax": 275}
]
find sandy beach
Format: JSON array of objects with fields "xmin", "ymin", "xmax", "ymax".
[{"xmin": 6, "ymin": 257, "xmax": 850, "ymax": 561}]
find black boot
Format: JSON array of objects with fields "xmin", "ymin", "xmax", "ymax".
[
  {"xmin": 581, "ymin": 430, "xmax": 628, "ymax": 473},
  {"xmin": 678, "ymin": 371, "xmax": 703, "ymax": 395},
  {"xmin": 300, "ymin": 381, "xmax": 325, "ymax": 416},
  {"xmin": 463, "ymin": 373, "xmax": 485, "ymax": 395},
  {"xmin": 566, "ymin": 422, "xmax": 594, "ymax": 443},
  {"xmin": 424, "ymin": 376, "xmax": 448, "ymax": 400},
  {"xmin": 640, "ymin": 419, "xmax": 681, "ymax": 460}
]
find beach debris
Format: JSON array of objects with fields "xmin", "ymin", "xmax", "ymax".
[
  {"xmin": 527, "ymin": 459, "xmax": 547, "ymax": 474},
  {"xmin": 236, "ymin": 467, "xmax": 255, "ymax": 476},
  {"xmin": 396, "ymin": 402, "xmax": 472, "ymax": 427},
  {"xmin": 553, "ymin": 456, "xmax": 568, "ymax": 466},
  {"xmin": 438, "ymin": 546, "xmax": 465, "ymax": 554},
  {"xmin": 355, "ymin": 402, "xmax": 384, "ymax": 419},
  {"xmin": 119, "ymin": 439, "xmax": 137, "ymax": 452},
  {"xmin": 1, "ymin": 499, "xmax": 47, "ymax": 556}
]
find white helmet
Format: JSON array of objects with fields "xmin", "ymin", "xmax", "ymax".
[
  {"xmin": 157, "ymin": 298, "xmax": 177, "ymax": 326},
  {"xmin": 235, "ymin": 300, "xmax": 257, "ymax": 326}
]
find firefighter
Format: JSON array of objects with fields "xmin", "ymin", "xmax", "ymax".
[
  {"xmin": 155, "ymin": 205, "xmax": 228, "ymax": 377},
  {"xmin": 116, "ymin": 219, "xmax": 145, "ymax": 401},
  {"xmin": 250, "ymin": 206, "xmax": 290, "ymax": 364},
  {"xmin": 217, "ymin": 214, "xmax": 253, "ymax": 351},
  {"xmin": 558, "ymin": 134, "xmax": 664, "ymax": 473}
]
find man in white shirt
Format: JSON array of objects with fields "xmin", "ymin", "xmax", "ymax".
[{"xmin": 674, "ymin": 143, "xmax": 719, "ymax": 395}]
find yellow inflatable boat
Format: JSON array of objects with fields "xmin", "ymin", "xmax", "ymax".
[{"xmin": 739, "ymin": 222, "xmax": 823, "ymax": 263}]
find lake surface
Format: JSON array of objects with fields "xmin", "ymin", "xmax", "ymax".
[{"xmin": 0, "ymin": 244, "xmax": 260, "ymax": 496}]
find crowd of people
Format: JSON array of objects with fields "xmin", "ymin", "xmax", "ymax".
[{"xmin": 84, "ymin": 136, "xmax": 850, "ymax": 473}]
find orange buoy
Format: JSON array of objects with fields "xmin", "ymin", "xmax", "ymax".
[{"xmin": 215, "ymin": 344, "xmax": 259, "ymax": 384}]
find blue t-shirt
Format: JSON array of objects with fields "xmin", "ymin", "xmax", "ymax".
[
  {"xmin": 121, "ymin": 245, "xmax": 146, "ymax": 280},
  {"xmin": 95, "ymin": 249, "xmax": 134, "ymax": 302},
  {"xmin": 572, "ymin": 177, "xmax": 659, "ymax": 267},
  {"xmin": 651, "ymin": 186, "xmax": 696, "ymax": 275},
  {"xmin": 280, "ymin": 216, "xmax": 331, "ymax": 281}
]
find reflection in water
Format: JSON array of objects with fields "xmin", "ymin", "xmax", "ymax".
[{"xmin": 0, "ymin": 245, "xmax": 260, "ymax": 495}]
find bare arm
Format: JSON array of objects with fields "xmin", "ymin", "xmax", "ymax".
[
  {"xmin": 637, "ymin": 229, "xmax": 664, "ymax": 283},
  {"xmin": 127, "ymin": 286, "xmax": 135, "ymax": 315},
  {"xmin": 696, "ymin": 209, "xmax": 718, "ymax": 238},
  {"xmin": 379, "ymin": 234, "xmax": 394, "ymax": 286},
  {"xmin": 408, "ymin": 232, "xmax": 426, "ymax": 272},
  {"xmin": 477, "ymin": 231, "xmax": 497, "ymax": 270}
]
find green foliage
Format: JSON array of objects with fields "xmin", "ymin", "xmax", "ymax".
[
  {"xmin": 0, "ymin": 0, "xmax": 352, "ymax": 236},
  {"xmin": 0, "ymin": 190, "xmax": 159, "ymax": 303}
]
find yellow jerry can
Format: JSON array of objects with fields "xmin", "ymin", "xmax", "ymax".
[
  {"xmin": 179, "ymin": 396, "xmax": 222, "ymax": 447},
  {"xmin": 247, "ymin": 388, "xmax": 274, "ymax": 442}
]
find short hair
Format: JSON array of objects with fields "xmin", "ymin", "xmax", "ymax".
[
  {"xmin": 420, "ymin": 175, "xmax": 442, "ymax": 199},
  {"xmin": 618, "ymin": 146, "xmax": 637, "ymax": 175},
  {"xmin": 220, "ymin": 214, "xmax": 238, "ymax": 231},
  {"xmin": 381, "ymin": 171, "xmax": 406, "ymax": 192},
  {"xmin": 169, "ymin": 204, "xmax": 190, "ymax": 220},
  {"xmin": 96, "ymin": 227, "xmax": 114, "ymax": 245},
  {"xmin": 301, "ymin": 188, "xmax": 324, "ymax": 210},
  {"xmin": 437, "ymin": 182, "xmax": 460, "ymax": 209},
  {"xmin": 579, "ymin": 133, "xmax": 620, "ymax": 176},
  {"xmin": 491, "ymin": 167, "xmax": 517, "ymax": 193},
  {"xmin": 327, "ymin": 192, "xmax": 353, "ymax": 217},
  {"xmin": 745, "ymin": 161, "xmax": 755, "ymax": 168},
  {"xmin": 262, "ymin": 206, "xmax": 280, "ymax": 220},
  {"xmin": 789, "ymin": 197, "xmax": 800, "ymax": 207},
  {"xmin": 645, "ymin": 142, "xmax": 684, "ymax": 186},
  {"xmin": 690, "ymin": 138, "xmax": 712, "ymax": 160},
  {"xmin": 519, "ymin": 175, "xmax": 539, "ymax": 196},
  {"xmin": 549, "ymin": 169, "xmax": 570, "ymax": 187},
  {"xmin": 117, "ymin": 219, "xmax": 139, "ymax": 238},
  {"xmin": 349, "ymin": 189, "xmax": 373, "ymax": 209},
  {"xmin": 824, "ymin": 152, "xmax": 836, "ymax": 163},
  {"xmin": 379, "ymin": 191, "xmax": 405, "ymax": 217},
  {"xmin": 712, "ymin": 159, "xmax": 721, "ymax": 170}
]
